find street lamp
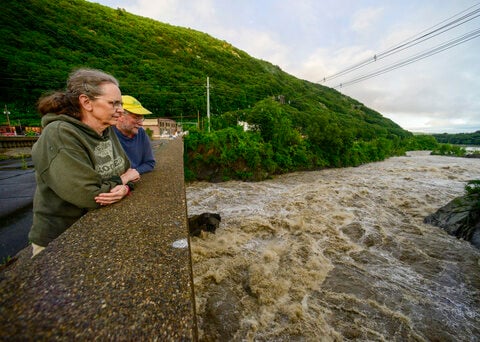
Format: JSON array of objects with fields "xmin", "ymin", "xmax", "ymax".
[{"xmin": 3, "ymin": 105, "xmax": 11, "ymax": 127}]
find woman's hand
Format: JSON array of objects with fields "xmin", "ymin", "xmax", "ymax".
[
  {"xmin": 95, "ymin": 184, "xmax": 129, "ymax": 206},
  {"xmin": 121, "ymin": 168, "xmax": 140, "ymax": 184}
]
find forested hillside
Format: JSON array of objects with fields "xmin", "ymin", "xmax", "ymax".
[
  {"xmin": 2, "ymin": 0, "xmax": 404, "ymax": 133},
  {"xmin": 2, "ymin": 0, "xmax": 430, "ymax": 180},
  {"xmin": 432, "ymin": 131, "xmax": 480, "ymax": 145}
]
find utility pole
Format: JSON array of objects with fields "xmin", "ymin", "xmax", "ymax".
[{"xmin": 206, "ymin": 77, "xmax": 210, "ymax": 132}]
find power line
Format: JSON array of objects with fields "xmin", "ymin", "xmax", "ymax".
[
  {"xmin": 320, "ymin": 2, "xmax": 480, "ymax": 84},
  {"xmin": 332, "ymin": 27, "xmax": 480, "ymax": 89}
]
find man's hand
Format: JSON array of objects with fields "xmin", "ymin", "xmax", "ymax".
[{"xmin": 121, "ymin": 168, "xmax": 140, "ymax": 183}]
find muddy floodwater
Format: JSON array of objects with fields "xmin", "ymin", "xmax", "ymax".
[{"xmin": 186, "ymin": 151, "xmax": 480, "ymax": 341}]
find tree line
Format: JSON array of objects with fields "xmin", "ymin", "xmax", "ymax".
[{"xmin": 432, "ymin": 131, "xmax": 480, "ymax": 146}]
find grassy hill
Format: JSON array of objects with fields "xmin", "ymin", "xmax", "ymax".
[{"xmin": 2, "ymin": 0, "xmax": 429, "ymax": 180}]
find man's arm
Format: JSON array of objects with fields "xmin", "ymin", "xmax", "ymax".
[{"xmin": 136, "ymin": 129, "xmax": 156, "ymax": 174}]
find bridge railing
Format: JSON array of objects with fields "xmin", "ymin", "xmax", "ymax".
[
  {"xmin": 0, "ymin": 136, "xmax": 38, "ymax": 149},
  {"xmin": 0, "ymin": 138, "xmax": 198, "ymax": 341}
]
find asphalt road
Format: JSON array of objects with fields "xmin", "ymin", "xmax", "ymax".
[{"xmin": 0, "ymin": 157, "xmax": 35, "ymax": 261}]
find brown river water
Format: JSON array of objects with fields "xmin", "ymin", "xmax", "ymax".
[{"xmin": 186, "ymin": 151, "xmax": 480, "ymax": 341}]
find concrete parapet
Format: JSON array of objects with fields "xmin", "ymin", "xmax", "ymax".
[{"xmin": 0, "ymin": 138, "xmax": 198, "ymax": 340}]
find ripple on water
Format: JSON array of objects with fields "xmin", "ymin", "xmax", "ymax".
[{"xmin": 187, "ymin": 154, "xmax": 480, "ymax": 341}]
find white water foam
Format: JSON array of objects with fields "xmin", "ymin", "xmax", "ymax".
[{"xmin": 187, "ymin": 152, "xmax": 480, "ymax": 341}]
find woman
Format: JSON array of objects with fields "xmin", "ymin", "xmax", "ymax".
[{"xmin": 29, "ymin": 68, "xmax": 140, "ymax": 257}]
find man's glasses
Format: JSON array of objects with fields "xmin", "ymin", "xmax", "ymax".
[
  {"xmin": 128, "ymin": 114, "xmax": 145, "ymax": 122},
  {"xmin": 123, "ymin": 111, "xmax": 145, "ymax": 122},
  {"xmin": 94, "ymin": 97, "xmax": 123, "ymax": 109}
]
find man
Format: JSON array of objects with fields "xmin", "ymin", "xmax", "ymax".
[{"xmin": 114, "ymin": 95, "xmax": 156, "ymax": 174}]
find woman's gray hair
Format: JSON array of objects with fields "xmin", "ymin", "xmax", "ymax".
[
  {"xmin": 67, "ymin": 68, "xmax": 119, "ymax": 99},
  {"xmin": 37, "ymin": 68, "xmax": 119, "ymax": 119}
]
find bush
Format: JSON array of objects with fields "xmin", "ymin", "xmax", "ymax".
[
  {"xmin": 465, "ymin": 180, "xmax": 480, "ymax": 196},
  {"xmin": 184, "ymin": 127, "xmax": 276, "ymax": 181},
  {"xmin": 431, "ymin": 144, "xmax": 466, "ymax": 156},
  {"xmin": 145, "ymin": 127, "xmax": 153, "ymax": 139},
  {"xmin": 403, "ymin": 135, "xmax": 438, "ymax": 151}
]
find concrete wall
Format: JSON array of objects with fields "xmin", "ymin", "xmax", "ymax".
[
  {"xmin": 0, "ymin": 138, "xmax": 198, "ymax": 340},
  {"xmin": 0, "ymin": 136, "xmax": 38, "ymax": 149}
]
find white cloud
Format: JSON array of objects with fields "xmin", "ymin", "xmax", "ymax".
[
  {"xmin": 218, "ymin": 27, "xmax": 291, "ymax": 67},
  {"xmin": 351, "ymin": 7, "xmax": 384, "ymax": 33},
  {"xmin": 121, "ymin": 0, "xmax": 216, "ymax": 28}
]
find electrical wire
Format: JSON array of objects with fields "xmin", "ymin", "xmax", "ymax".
[
  {"xmin": 320, "ymin": 2, "xmax": 480, "ymax": 84},
  {"xmin": 332, "ymin": 27, "xmax": 480, "ymax": 89}
]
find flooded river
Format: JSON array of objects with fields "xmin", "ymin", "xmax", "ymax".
[{"xmin": 186, "ymin": 151, "xmax": 480, "ymax": 341}]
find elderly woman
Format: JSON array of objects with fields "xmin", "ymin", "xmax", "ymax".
[{"xmin": 29, "ymin": 68, "xmax": 140, "ymax": 257}]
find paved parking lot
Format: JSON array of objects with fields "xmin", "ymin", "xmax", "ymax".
[{"xmin": 0, "ymin": 157, "xmax": 35, "ymax": 260}]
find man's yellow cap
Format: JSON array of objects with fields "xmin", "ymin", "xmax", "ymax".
[{"xmin": 122, "ymin": 95, "xmax": 152, "ymax": 115}]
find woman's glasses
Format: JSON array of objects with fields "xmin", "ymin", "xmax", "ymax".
[{"xmin": 94, "ymin": 97, "xmax": 123, "ymax": 109}]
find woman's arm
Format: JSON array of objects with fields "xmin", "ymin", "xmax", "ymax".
[
  {"xmin": 40, "ymin": 148, "xmax": 123, "ymax": 209},
  {"xmin": 94, "ymin": 184, "xmax": 130, "ymax": 205}
]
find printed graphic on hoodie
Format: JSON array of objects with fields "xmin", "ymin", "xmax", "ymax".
[{"xmin": 94, "ymin": 140, "xmax": 125, "ymax": 178}]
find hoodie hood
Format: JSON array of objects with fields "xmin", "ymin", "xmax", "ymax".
[{"xmin": 42, "ymin": 113, "xmax": 106, "ymax": 139}]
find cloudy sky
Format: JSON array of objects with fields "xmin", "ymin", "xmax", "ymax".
[{"xmin": 89, "ymin": 0, "xmax": 480, "ymax": 133}]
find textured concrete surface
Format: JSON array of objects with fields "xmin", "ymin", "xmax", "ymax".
[{"xmin": 0, "ymin": 138, "xmax": 198, "ymax": 340}]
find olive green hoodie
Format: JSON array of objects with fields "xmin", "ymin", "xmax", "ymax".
[{"xmin": 29, "ymin": 114, "xmax": 130, "ymax": 247}]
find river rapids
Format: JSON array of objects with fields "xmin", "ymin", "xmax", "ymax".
[{"xmin": 186, "ymin": 151, "xmax": 480, "ymax": 341}]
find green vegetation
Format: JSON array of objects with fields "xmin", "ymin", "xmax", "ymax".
[
  {"xmin": 430, "ymin": 144, "xmax": 467, "ymax": 157},
  {"xmin": 428, "ymin": 131, "xmax": 480, "ymax": 157},
  {"xmin": 432, "ymin": 131, "xmax": 480, "ymax": 145},
  {"xmin": 0, "ymin": 152, "xmax": 32, "ymax": 161},
  {"xmin": 185, "ymin": 101, "xmax": 439, "ymax": 181},
  {"xmin": 465, "ymin": 180, "xmax": 480, "ymax": 196},
  {"xmin": 24, "ymin": 131, "xmax": 38, "ymax": 137},
  {"xmin": 21, "ymin": 155, "xmax": 29, "ymax": 170},
  {"xmin": 145, "ymin": 128, "xmax": 154, "ymax": 140},
  {"xmin": 465, "ymin": 179, "xmax": 480, "ymax": 218},
  {"xmin": 4, "ymin": 0, "xmax": 466, "ymax": 181}
]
